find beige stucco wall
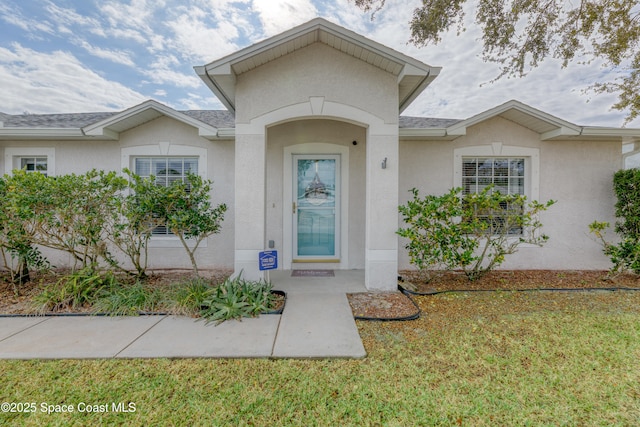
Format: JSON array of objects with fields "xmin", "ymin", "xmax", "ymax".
[
  {"xmin": 266, "ymin": 119, "xmax": 367, "ymax": 268},
  {"xmin": 399, "ymin": 116, "xmax": 620, "ymax": 270},
  {"xmin": 235, "ymin": 42, "xmax": 398, "ymax": 124},
  {"xmin": 0, "ymin": 115, "xmax": 235, "ymax": 272}
]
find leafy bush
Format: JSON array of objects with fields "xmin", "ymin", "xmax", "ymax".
[
  {"xmin": 106, "ymin": 170, "xmax": 165, "ymax": 279},
  {"xmin": 0, "ymin": 168, "xmax": 227, "ymax": 278},
  {"xmin": 149, "ymin": 173, "xmax": 227, "ymax": 276},
  {"xmin": 200, "ymin": 275, "xmax": 276, "ymax": 324},
  {"xmin": 398, "ymin": 187, "xmax": 554, "ymax": 281},
  {"xmin": 590, "ymin": 168, "xmax": 640, "ymax": 274},
  {"xmin": 32, "ymin": 170, "xmax": 127, "ymax": 271},
  {"xmin": 33, "ymin": 269, "xmax": 119, "ymax": 313},
  {"xmin": 0, "ymin": 173, "xmax": 50, "ymax": 290}
]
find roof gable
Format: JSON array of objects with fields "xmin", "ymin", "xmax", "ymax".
[
  {"xmin": 82, "ymin": 100, "xmax": 219, "ymax": 139},
  {"xmin": 446, "ymin": 100, "xmax": 581, "ymax": 139},
  {"xmin": 195, "ymin": 18, "xmax": 440, "ymax": 113},
  {"xmin": 398, "ymin": 100, "xmax": 640, "ymax": 141}
]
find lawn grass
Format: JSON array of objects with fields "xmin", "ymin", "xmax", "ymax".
[{"xmin": 1, "ymin": 291, "xmax": 639, "ymax": 426}]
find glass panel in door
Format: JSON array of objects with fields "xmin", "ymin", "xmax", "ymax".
[{"xmin": 294, "ymin": 156, "xmax": 339, "ymax": 258}]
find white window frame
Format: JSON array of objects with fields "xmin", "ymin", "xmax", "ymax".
[
  {"xmin": 4, "ymin": 147, "xmax": 56, "ymax": 176},
  {"xmin": 454, "ymin": 144, "xmax": 539, "ymax": 201},
  {"xmin": 454, "ymin": 144, "xmax": 541, "ymax": 241},
  {"xmin": 121, "ymin": 144, "xmax": 208, "ymax": 248}
]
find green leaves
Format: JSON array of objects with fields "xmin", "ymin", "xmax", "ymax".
[
  {"xmin": 590, "ymin": 169, "xmax": 640, "ymax": 274},
  {"xmin": 356, "ymin": 0, "xmax": 640, "ymax": 123},
  {"xmin": 0, "ymin": 168, "xmax": 227, "ymax": 281},
  {"xmin": 398, "ymin": 187, "xmax": 554, "ymax": 281},
  {"xmin": 200, "ymin": 275, "xmax": 276, "ymax": 324}
]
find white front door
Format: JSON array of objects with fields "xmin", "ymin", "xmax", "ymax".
[{"xmin": 293, "ymin": 155, "xmax": 340, "ymax": 261}]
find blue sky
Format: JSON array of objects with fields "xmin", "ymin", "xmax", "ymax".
[{"xmin": 0, "ymin": 0, "xmax": 636, "ymax": 127}]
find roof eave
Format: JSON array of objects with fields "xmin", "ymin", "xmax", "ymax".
[{"xmin": 0, "ymin": 128, "xmax": 98, "ymax": 140}]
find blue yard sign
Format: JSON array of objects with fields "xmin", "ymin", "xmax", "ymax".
[{"xmin": 258, "ymin": 251, "xmax": 278, "ymax": 271}]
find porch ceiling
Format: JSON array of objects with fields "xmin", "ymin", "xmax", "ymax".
[{"xmin": 195, "ymin": 18, "xmax": 440, "ymax": 114}]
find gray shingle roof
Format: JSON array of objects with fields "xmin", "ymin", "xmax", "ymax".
[
  {"xmin": 182, "ymin": 110, "xmax": 236, "ymax": 128},
  {"xmin": 0, "ymin": 110, "xmax": 458, "ymax": 130},
  {"xmin": 399, "ymin": 116, "xmax": 460, "ymax": 128},
  {"xmin": 1, "ymin": 112, "xmax": 117, "ymax": 128}
]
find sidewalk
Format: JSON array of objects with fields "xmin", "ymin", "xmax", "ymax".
[{"xmin": 0, "ymin": 271, "xmax": 367, "ymax": 360}]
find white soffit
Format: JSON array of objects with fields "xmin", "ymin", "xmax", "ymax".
[{"xmin": 195, "ymin": 18, "xmax": 441, "ymax": 113}]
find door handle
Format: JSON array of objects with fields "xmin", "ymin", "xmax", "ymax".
[{"xmin": 292, "ymin": 202, "xmax": 296, "ymax": 214}]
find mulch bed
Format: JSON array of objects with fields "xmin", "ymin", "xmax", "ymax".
[
  {"xmin": 398, "ymin": 269, "xmax": 640, "ymax": 293},
  {"xmin": 348, "ymin": 270, "xmax": 640, "ymax": 321},
  {"xmin": 347, "ymin": 292, "xmax": 419, "ymax": 320}
]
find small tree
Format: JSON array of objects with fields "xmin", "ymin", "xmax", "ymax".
[
  {"xmin": 152, "ymin": 173, "xmax": 227, "ymax": 276},
  {"xmin": 105, "ymin": 170, "xmax": 165, "ymax": 278},
  {"xmin": 398, "ymin": 187, "xmax": 554, "ymax": 281},
  {"xmin": 590, "ymin": 169, "xmax": 640, "ymax": 274}
]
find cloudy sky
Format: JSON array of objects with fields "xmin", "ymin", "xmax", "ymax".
[{"xmin": 0, "ymin": 0, "xmax": 636, "ymax": 127}]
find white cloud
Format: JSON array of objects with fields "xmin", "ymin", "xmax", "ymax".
[
  {"xmin": 74, "ymin": 39, "xmax": 135, "ymax": 67},
  {"xmin": 143, "ymin": 54, "xmax": 202, "ymax": 88},
  {"xmin": 252, "ymin": 0, "xmax": 318, "ymax": 36},
  {"xmin": 0, "ymin": 44, "xmax": 147, "ymax": 114},
  {"xmin": 44, "ymin": 1, "xmax": 105, "ymax": 36},
  {"xmin": 0, "ymin": 2, "xmax": 54, "ymax": 35},
  {"xmin": 99, "ymin": 0, "xmax": 165, "ymax": 46},
  {"xmin": 164, "ymin": 6, "xmax": 241, "ymax": 62}
]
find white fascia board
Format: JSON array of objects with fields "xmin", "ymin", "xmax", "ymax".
[
  {"xmin": 540, "ymin": 126, "xmax": 580, "ymax": 140},
  {"xmin": 194, "ymin": 65, "xmax": 236, "ymax": 113},
  {"xmin": 580, "ymin": 127, "xmax": 640, "ymax": 138},
  {"xmin": 399, "ymin": 128, "xmax": 447, "ymax": 139},
  {"xmin": 0, "ymin": 128, "xmax": 86, "ymax": 139}
]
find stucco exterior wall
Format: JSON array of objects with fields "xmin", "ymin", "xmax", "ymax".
[
  {"xmin": 235, "ymin": 42, "xmax": 398, "ymax": 124},
  {"xmin": 399, "ymin": 116, "xmax": 620, "ymax": 270},
  {"xmin": 0, "ymin": 115, "xmax": 235, "ymax": 272}
]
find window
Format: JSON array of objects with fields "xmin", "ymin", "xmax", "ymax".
[
  {"xmin": 20, "ymin": 157, "xmax": 49, "ymax": 176},
  {"xmin": 134, "ymin": 156, "xmax": 198, "ymax": 236},
  {"xmin": 4, "ymin": 147, "xmax": 55, "ymax": 176},
  {"xmin": 462, "ymin": 157, "xmax": 526, "ymax": 235},
  {"xmin": 121, "ymin": 144, "xmax": 207, "ymax": 246},
  {"xmin": 462, "ymin": 158, "xmax": 524, "ymax": 196}
]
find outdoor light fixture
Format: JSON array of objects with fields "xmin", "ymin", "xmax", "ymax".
[{"xmin": 381, "ymin": 157, "xmax": 387, "ymax": 169}]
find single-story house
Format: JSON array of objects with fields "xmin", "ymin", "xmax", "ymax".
[{"xmin": 2, "ymin": 18, "xmax": 639, "ymax": 291}]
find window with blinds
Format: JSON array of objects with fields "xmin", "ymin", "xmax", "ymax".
[
  {"xmin": 462, "ymin": 157, "xmax": 525, "ymax": 235},
  {"xmin": 134, "ymin": 157, "xmax": 198, "ymax": 236}
]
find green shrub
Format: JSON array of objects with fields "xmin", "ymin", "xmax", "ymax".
[
  {"xmin": 200, "ymin": 275, "xmax": 276, "ymax": 324},
  {"xmin": 590, "ymin": 168, "xmax": 640, "ymax": 274},
  {"xmin": 398, "ymin": 187, "xmax": 554, "ymax": 281},
  {"xmin": 33, "ymin": 269, "xmax": 119, "ymax": 313},
  {"xmin": 149, "ymin": 173, "xmax": 227, "ymax": 276},
  {"xmin": 0, "ymin": 172, "xmax": 51, "ymax": 290}
]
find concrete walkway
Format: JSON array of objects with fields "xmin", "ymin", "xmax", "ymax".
[{"xmin": 0, "ymin": 270, "xmax": 367, "ymax": 360}]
